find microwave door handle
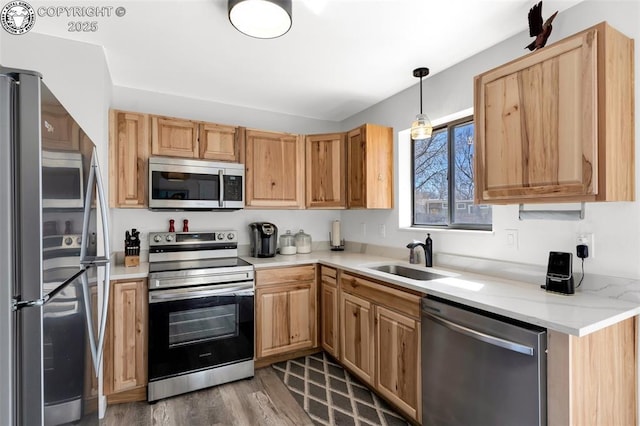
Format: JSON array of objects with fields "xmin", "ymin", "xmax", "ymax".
[{"xmin": 219, "ymin": 169, "xmax": 224, "ymax": 208}]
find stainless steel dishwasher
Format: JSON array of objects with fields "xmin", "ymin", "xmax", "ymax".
[{"xmin": 421, "ymin": 296, "xmax": 547, "ymax": 426}]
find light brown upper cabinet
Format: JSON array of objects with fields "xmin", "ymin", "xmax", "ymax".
[
  {"xmin": 245, "ymin": 129, "xmax": 305, "ymax": 208},
  {"xmin": 474, "ymin": 22, "xmax": 634, "ymax": 204},
  {"xmin": 151, "ymin": 116, "xmax": 199, "ymax": 159},
  {"xmin": 306, "ymin": 133, "xmax": 346, "ymax": 208},
  {"xmin": 199, "ymin": 122, "xmax": 242, "ymax": 162},
  {"xmin": 109, "ymin": 110, "xmax": 149, "ymax": 208},
  {"xmin": 347, "ymin": 124, "xmax": 394, "ymax": 209},
  {"xmin": 41, "ymin": 103, "xmax": 80, "ymax": 151}
]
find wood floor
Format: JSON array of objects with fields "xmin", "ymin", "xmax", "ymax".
[{"xmin": 101, "ymin": 368, "xmax": 313, "ymax": 426}]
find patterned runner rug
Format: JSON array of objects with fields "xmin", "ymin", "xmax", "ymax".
[{"xmin": 272, "ymin": 352, "xmax": 410, "ymax": 426}]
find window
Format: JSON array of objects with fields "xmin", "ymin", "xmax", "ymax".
[{"xmin": 412, "ymin": 116, "xmax": 491, "ymax": 230}]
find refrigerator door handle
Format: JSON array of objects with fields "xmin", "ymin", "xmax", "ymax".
[
  {"xmin": 12, "ymin": 267, "xmax": 89, "ymax": 311},
  {"xmin": 79, "ymin": 149, "xmax": 111, "ymax": 374},
  {"xmin": 93, "ymin": 149, "xmax": 111, "ymax": 373}
]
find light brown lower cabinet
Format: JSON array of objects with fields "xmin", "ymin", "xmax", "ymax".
[
  {"xmin": 340, "ymin": 291, "xmax": 375, "ymax": 386},
  {"xmin": 339, "ymin": 272, "xmax": 422, "ymax": 423},
  {"xmin": 104, "ymin": 279, "xmax": 148, "ymax": 403},
  {"xmin": 375, "ymin": 305, "xmax": 420, "ymax": 421},
  {"xmin": 320, "ymin": 266, "xmax": 339, "ymax": 358},
  {"xmin": 547, "ymin": 317, "xmax": 637, "ymax": 425},
  {"xmin": 255, "ymin": 265, "xmax": 318, "ymax": 361}
]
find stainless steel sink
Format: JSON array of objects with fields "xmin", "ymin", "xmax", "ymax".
[{"xmin": 369, "ymin": 264, "xmax": 445, "ymax": 281}]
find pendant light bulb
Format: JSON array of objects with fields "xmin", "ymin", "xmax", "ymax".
[
  {"xmin": 411, "ymin": 114, "xmax": 432, "ymax": 140},
  {"xmin": 411, "ymin": 67, "xmax": 432, "ymax": 140}
]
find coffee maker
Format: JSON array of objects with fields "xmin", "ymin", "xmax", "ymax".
[{"xmin": 249, "ymin": 222, "xmax": 278, "ymax": 257}]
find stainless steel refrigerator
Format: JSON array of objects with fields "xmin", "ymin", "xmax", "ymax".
[{"xmin": 0, "ymin": 67, "xmax": 111, "ymax": 425}]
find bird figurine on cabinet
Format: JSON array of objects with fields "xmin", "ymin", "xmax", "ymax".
[{"xmin": 525, "ymin": 1, "xmax": 558, "ymax": 51}]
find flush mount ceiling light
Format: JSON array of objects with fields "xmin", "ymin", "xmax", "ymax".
[
  {"xmin": 228, "ymin": 0, "xmax": 292, "ymax": 39},
  {"xmin": 411, "ymin": 67, "xmax": 433, "ymax": 140}
]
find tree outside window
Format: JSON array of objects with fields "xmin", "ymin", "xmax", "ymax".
[{"xmin": 413, "ymin": 116, "xmax": 491, "ymax": 229}]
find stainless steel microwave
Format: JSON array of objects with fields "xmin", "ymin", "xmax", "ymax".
[
  {"xmin": 148, "ymin": 157, "xmax": 244, "ymax": 210},
  {"xmin": 42, "ymin": 150, "xmax": 84, "ymax": 209}
]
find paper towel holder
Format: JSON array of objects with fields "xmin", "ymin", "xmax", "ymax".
[
  {"xmin": 329, "ymin": 232, "xmax": 344, "ymax": 251},
  {"xmin": 330, "ymin": 219, "xmax": 344, "ymax": 251}
]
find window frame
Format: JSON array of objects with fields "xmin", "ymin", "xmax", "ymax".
[{"xmin": 411, "ymin": 115, "xmax": 492, "ymax": 231}]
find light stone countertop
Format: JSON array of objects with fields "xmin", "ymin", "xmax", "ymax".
[{"xmin": 110, "ymin": 250, "xmax": 640, "ymax": 337}]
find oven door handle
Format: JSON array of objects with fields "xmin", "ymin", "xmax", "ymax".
[
  {"xmin": 149, "ymin": 271, "xmax": 253, "ymax": 289},
  {"xmin": 149, "ymin": 284, "xmax": 254, "ymax": 303}
]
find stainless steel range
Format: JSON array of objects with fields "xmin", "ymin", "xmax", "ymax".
[{"xmin": 147, "ymin": 230, "xmax": 254, "ymax": 402}]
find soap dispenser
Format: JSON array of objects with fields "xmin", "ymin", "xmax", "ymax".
[{"xmin": 425, "ymin": 233, "xmax": 433, "ymax": 267}]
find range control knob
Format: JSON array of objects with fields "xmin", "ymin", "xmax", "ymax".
[
  {"xmin": 76, "ymin": 237, "xmax": 82, "ymax": 245},
  {"xmin": 227, "ymin": 233, "xmax": 235, "ymax": 240},
  {"xmin": 165, "ymin": 234, "xmax": 174, "ymax": 243},
  {"xmin": 153, "ymin": 235, "xmax": 162, "ymax": 243},
  {"xmin": 217, "ymin": 233, "xmax": 225, "ymax": 240},
  {"xmin": 64, "ymin": 237, "xmax": 73, "ymax": 246}
]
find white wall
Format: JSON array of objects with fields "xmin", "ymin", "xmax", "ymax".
[
  {"xmin": 339, "ymin": 0, "xmax": 640, "ymax": 280},
  {"xmin": 111, "ymin": 208, "xmax": 338, "ymax": 253},
  {"xmin": 113, "ymin": 86, "xmax": 340, "ymax": 135}
]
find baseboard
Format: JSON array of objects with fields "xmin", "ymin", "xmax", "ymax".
[
  {"xmin": 106, "ymin": 386, "xmax": 147, "ymax": 405},
  {"xmin": 255, "ymin": 347, "xmax": 321, "ymax": 369}
]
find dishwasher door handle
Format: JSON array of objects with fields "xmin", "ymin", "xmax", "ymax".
[{"xmin": 423, "ymin": 311, "xmax": 534, "ymax": 356}]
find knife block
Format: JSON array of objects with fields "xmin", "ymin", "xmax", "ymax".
[{"xmin": 124, "ymin": 254, "xmax": 140, "ymax": 267}]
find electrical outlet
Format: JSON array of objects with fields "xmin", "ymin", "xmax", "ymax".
[
  {"xmin": 506, "ymin": 229, "xmax": 519, "ymax": 249},
  {"xmin": 360, "ymin": 223, "xmax": 366, "ymax": 236},
  {"xmin": 576, "ymin": 233, "xmax": 594, "ymax": 258},
  {"xmin": 379, "ymin": 224, "xmax": 386, "ymax": 238}
]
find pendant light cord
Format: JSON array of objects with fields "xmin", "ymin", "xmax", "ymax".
[{"xmin": 419, "ymin": 76, "xmax": 423, "ymax": 115}]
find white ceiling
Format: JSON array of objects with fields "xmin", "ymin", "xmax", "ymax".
[{"xmin": 30, "ymin": 0, "xmax": 583, "ymax": 121}]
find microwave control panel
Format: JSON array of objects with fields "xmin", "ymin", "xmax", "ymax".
[{"xmin": 223, "ymin": 175, "xmax": 243, "ymax": 201}]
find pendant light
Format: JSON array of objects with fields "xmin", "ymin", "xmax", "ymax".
[
  {"xmin": 411, "ymin": 67, "xmax": 433, "ymax": 140},
  {"xmin": 228, "ymin": 0, "xmax": 292, "ymax": 39}
]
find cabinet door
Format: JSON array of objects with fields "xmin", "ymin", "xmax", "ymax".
[
  {"xmin": 199, "ymin": 122, "xmax": 241, "ymax": 162},
  {"xmin": 104, "ymin": 279, "xmax": 147, "ymax": 399},
  {"xmin": 151, "ymin": 116, "xmax": 199, "ymax": 158},
  {"xmin": 245, "ymin": 129, "xmax": 305, "ymax": 208},
  {"xmin": 375, "ymin": 305, "xmax": 421, "ymax": 422},
  {"xmin": 109, "ymin": 110, "xmax": 149, "ymax": 208},
  {"xmin": 347, "ymin": 124, "xmax": 393, "ymax": 209},
  {"xmin": 256, "ymin": 281, "xmax": 317, "ymax": 359},
  {"xmin": 320, "ymin": 267, "xmax": 339, "ymax": 358},
  {"xmin": 41, "ymin": 103, "xmax": 79, "ymax": 151},
  {"xmin": 306, "ymin": 133, "xmax": 346, "ymax": 208},
  {"xmin": 340, "ymin": 291, "xmax": 374, "ymax": 386},
  {"xmin": 475, "ymin": 30, "xmax": 598, "ymax": 203},
  {"xmin": 346, "ymin": 126, "xmax": 366, "ymax": 208}
]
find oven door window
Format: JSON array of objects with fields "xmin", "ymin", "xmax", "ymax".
[
  {"xmin": 151, "ymin": 170, "xmax": 219, "ymax": 201},
  {"xmin": 169, "ymin": 304, "xmax": 237, "ymax": 347},
  {"xmin": 42, "ymin": 166, "xmax": 81, "ymax": 200},
  {"xmin": 148, "ymin": 293, "xmax": 253, "ymax": 381}
]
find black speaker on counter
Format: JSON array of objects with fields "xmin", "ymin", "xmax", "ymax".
[{"xmin": 543, "ymin": 251, "xmax": 574, "ymax": 295}]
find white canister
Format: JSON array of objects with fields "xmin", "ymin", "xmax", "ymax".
[
  {"xmin": 279, "ymin": 230, "xmax": 297, "ymax": 255},
  {"xmin": 294, "ymin": 229, "xmax": 312, "ymax": 254}
]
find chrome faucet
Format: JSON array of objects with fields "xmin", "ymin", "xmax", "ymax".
[{"xmin": 406, "ymin": 233, "xmax": 433, "ymax": 267}]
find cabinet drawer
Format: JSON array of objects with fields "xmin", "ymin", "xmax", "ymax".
[
  {"xmin": 256, "ymin": 265, "xmax": 316, "ymax": 287},
  {"xmin": 320, "ymin": 266, "xmax": 337, "ymax": 286},
  {"xmin": 341, "ymin": 272, "xmax": 422, "ymax": 319}
]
